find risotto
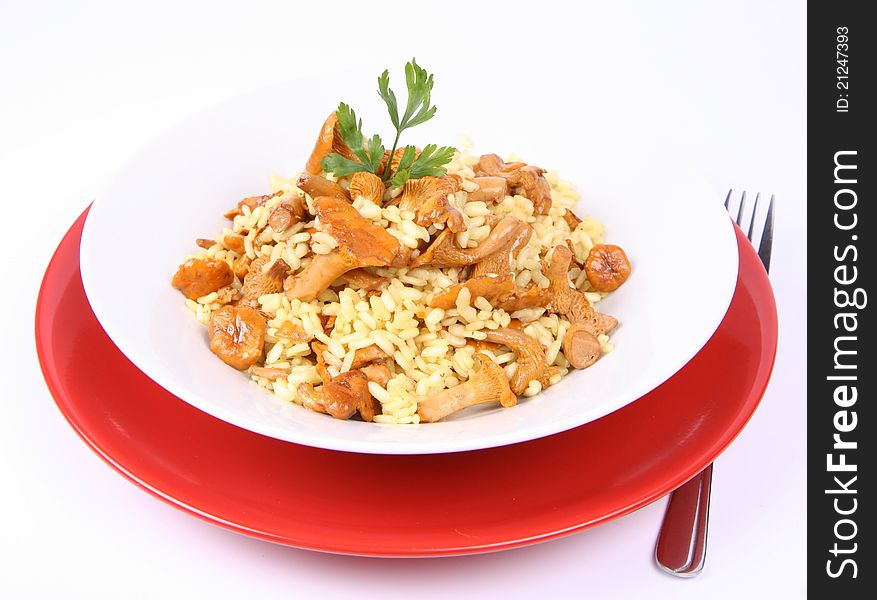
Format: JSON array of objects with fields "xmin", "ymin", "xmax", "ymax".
[{"xmin": 171, "ymin": 63, "xmax": 630, "ymax": 424}]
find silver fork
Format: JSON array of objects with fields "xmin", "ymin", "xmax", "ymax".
[{"xmin": 654, "ymin": 190, "xmax": 774, "ymax": 577}]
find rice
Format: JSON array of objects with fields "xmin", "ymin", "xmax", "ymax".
[{"xmin": 179, "ymin": 145, "xmax": 618, "ymax": 424}]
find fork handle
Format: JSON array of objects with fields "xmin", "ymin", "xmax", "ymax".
[{"xmin": 655, "ymin": 463, "xmax": 713, "ymax": 577}]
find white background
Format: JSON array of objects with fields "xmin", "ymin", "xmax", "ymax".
[{"xmin": 1, "ymin": 1, "xmax": 805, "ymax": 598}]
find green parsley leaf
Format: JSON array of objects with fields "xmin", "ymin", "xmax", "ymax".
[
  {"xmin": 400, "ymin": 59, "xmax": 435, "ymax": 131},
  {"xmin": 407, "ymin": 144, "xmax": 455, "ymax": 179},
  {"xmin": 395, "ymin": 145, "xmax": 417, "ymax": 172},
  {"xmin": 376, "ymin": 59, "xmax": 446, "ymax": 183},
  {"xmin": 389, "ymin": 145, "xmax": 456, "ymax": 186},
  {"xmin": 365, "ymin": 134, "xmax": 385, "ymax": 172},
  {"xmin": 388, "ymin": 146, "xmax": 418, "ymax": 186},
  {"xmin": 377, "ymin": 70, "xmax": 399, "ymax": 130},
  {"xmin": 320, "ymin": 60, "xmax": 453, "ymax": 183},
  {"xmin": 321, "ymin": 102, "xmax": 384, "ymax": 176},
  {"xmin": 320, "ymin": 153, "xmax": 373, "ymax": 177},
  {"xmin": 389, "ymin": 168, "xmax": 410, "ymax": 187},
  {"xmin": 335, "ymin": 102, "xmax": 367, "ymax": 160}
]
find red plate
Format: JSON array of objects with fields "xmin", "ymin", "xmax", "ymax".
[{"xmin": 36, "ymin": 209, "xmax": 777, "ymax": 557}]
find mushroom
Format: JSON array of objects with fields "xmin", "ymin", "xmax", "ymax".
[
  {"xmin": 172, "ymin": 257, "xmax": 235, "ymax": 300},
  {"xmin": 240, "ymin": 258, "xmax": 291, "ymax": 307},
  {"xmin": 310, "ymin": 341, "xmax": 333, "ymax": 385},
  {"xmin": 584, "ymin": 243, "xmax": 631, "ymax": 292},
  {"xmin": 565, "ymin": 239, "xmax": 581, "ymax": 269},
  {"xmin": 223, "ymin": 233, "xmax": 246, "ymax": 255},
  {"xmin": 297, "ymin": 369, "xmax": 380, "ymax": 421},
  {"xmin": 348, "ymin": 171, "xmax": 386, "ymax": 204},
  {"xmin": 416, "ymin": 353, "xmax": 516, "ymax": 423},
  {"xmin": 409, "ymin": 216, "xmax": 523, "ymax": 268},
  {"xmin": 231, "ymin": 255, "xmax": 251, "ymax": 280},
  {"xmin": 468, "ymin": 176, "xmax": 508, "ymax": 204},
  {"xmin": 470, "ymin": 219, "xmax": 532, "ymax": 278},
  {"xmin": 254, "ymin": 225, "xmax": 277, "ymax": 248},
  {"xmin": 377, "ymin": 147, "xmax": 417, "ymax": 178},
  {"xmin": 304, "ymin": 112, "xmax": 358, "ymax": 175},
  {"xmin": 482, "ymin": 213, "xmax": 502, "ymax": 228},
  {"xmin": 207, "ymin": 305, "xmax": 266, "ymax": 370},
  {"xmin": 336, "ymin": 268, "xmax": 387, "ymax": 291},
  {"xmin": 494, "ymin": 284, "xmax": 552, "ymax": 313},
  {"xmin": 475, "ymin": 154, "xmax": 527, "ymax": 178},
  {"xmin": 464, "ymin": 339, "xmax": 504, "ymax": 354},
  {"xmin": 296, "ymin": 172, "xmax": 350, "ymax": 202},
  {"xmin": 475, "ymin": 154, "xmax": 552, "ymax": 214},
  {"xmin": 267, "ymin": 197, "xmax": 307, "ymax": 233},
  {"xmin": 321, "ymin": 314, "xmax": 337, "ymax": 334},
  {"xmin": 360, "ymin": 362, "xmax": 391, "ymax": 387},
  {"xmin": 562, "ymin": 208, "xmax": 582, "ymax": 231},
  {"xmin": 309, "ymin": 338, "xmax": 386, "ymax": 384},
  {"xmin": 516, "ymin": 166, "xmax": 552, "ymax": 215},
  {"xmin": 464, "ymin": 320, "xmax": 522, "ymax": 347},
  {"xmin": 275, "ymin": 321, "xmax": 311, "ymax": 342},
  {"xmin": 544, "ymin": 244, "xmax": 618, "ymax": 368},
  {"xmin": 247, "ymin": 365, "xmax": 290, "ymax": 380},
  {"xmin": 483, "ymin": 328, "xmax": 554, "ymax": 395},
  {"xmin": 428, "ymin": 274, "xmax": 516, "ymax": 310},
  {"xmin": 285, "ymin": 196, "xmax": 400, "ymax": 301},
  {"xmin": 561, "ymin": 323, "xmax": 604, "ymax": 369},
  {"xmin": 390, "ymin": 248, "xmax": 415, "ymax": 268},
  {"xmin": 223, "ymin": 191, "xmax": 282, "ymax": 220},
  {"xmin": 443, "ymin": 173, "xmax": 463, "ymax": 191},
  {"xmin": 214, "ymin": 286, "xmax": 241, "ymax": 305},
  {"xmin": 397, "ymin": 176, "xmax": 465, "ymax": 232},
  {"xmin": 351, "ymin": 344, "xmax": 391, "ymax": 368}
]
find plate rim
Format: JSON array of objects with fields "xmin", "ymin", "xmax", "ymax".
[
  {"xmin": 37, "ymin": 210, "xmax": 777, "ymax": 556},
  {"xmin": 77, "ymin": 76, "xmax": 740, "ymax": 453}
]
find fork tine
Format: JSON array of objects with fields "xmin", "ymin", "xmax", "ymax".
[
  {"xmin": 736, "ymin": 191, "xmax": 747, "ymax": 227},
  {"xmin": 724, "ymin": 189, "xmax": 732, "ymax": 210},
  {"xmin": 747, "ymin": 193, "xmax": 760, "ymax": 242},
  {"xmin": 758, "ymin": 195, "xmax": 775, "ymax": 272}
]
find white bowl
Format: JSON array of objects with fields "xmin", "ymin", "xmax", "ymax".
[{"xmin": 80, "ymin": 72, "xmax": 738, "ymax": 454}]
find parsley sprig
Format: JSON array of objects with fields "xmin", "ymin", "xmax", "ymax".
[
  {"xmin": 319, "ymin": 59, "xmax": 455, "ymax": 187},
  {"xmin": 320, "ymin": 103, "xmax": 385, "ymax": 177}
]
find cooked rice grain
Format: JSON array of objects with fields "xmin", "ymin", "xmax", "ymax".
[{"xmin": 181, "ymin": 148, "xmax": 616, "ymax": 424}]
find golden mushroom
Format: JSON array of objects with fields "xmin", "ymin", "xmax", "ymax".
[
  {"xmin": 397, "ymin": 176, "xmax": 465, "ymax": 232},
  {"xmin": 297, "ymin": 369, "xmax": 380, "ymax": 422},
  {"xmin": 304, "ymin": 111, "xmax": 358, "ymax": 175},
  {"xmin": 483, "ymin": 328, "xmax": 554, "ymax": 395},
  {"xmin": 543, "ymin": 244, "xmax": 618, "ymax": 368},
  {"xmin": 416, "ymin": 353, "xmax": 516, "ymax": 423},
  {"xmin": 409, "ymin": 216, "xmax": 523, "ymax": 268},
  {"xmin": 284, "ymin": 196, "xmax": 400, "ymax": 301}
]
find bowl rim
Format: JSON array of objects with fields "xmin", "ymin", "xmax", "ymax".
[{"xmin": 79, "ymin": 75, "xmax": 740, "ymax": 454}]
